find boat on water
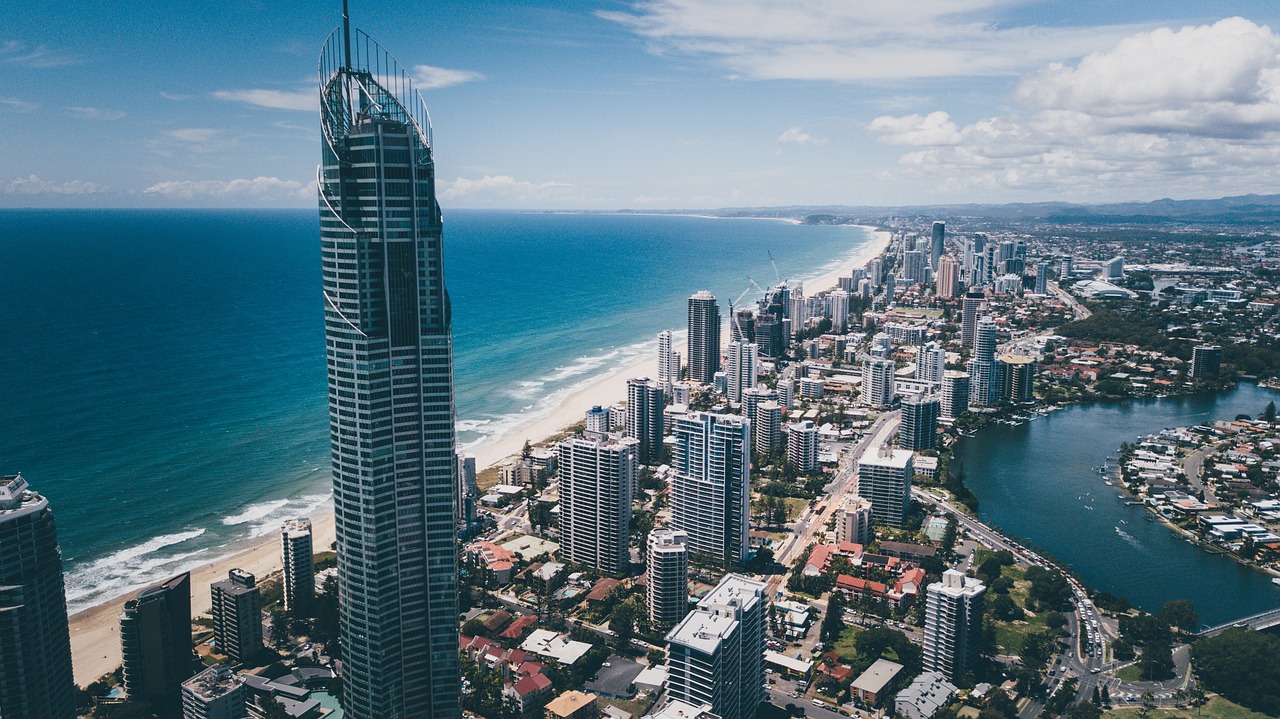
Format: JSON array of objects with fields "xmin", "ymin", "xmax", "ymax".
[
  {"xmin": 1104, "ymin": 480, "xmax": 1114, "ymax": 486},
  {"xmin": 1272, "ymin": 577, "xmax": 1280, "ymax": 587}
]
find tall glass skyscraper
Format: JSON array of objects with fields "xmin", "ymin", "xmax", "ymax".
[
  {"xmin": 0, "ymin": 474, "xmax": 75, "ymax": 719},
  {"xmin": 318, "ymin": 6, "xmax": 459, "ymax": 718}
]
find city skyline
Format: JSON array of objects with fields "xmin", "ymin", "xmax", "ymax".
[{"xmin": 5, "ymin": 1, "xmax": 1280, "ymax": 209}]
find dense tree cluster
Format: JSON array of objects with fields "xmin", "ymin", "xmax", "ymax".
[{"xmin": 1192, "ymin": 628, "xmax": 1280, "ymax": 715}]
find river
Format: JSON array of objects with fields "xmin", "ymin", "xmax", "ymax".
[{"xmin": 955, "ymin": 382, "xmax": 1280, "ymax": 628}]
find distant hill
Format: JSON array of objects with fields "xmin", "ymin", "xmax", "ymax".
[{"xmin": 616, "ymin": 193, "xmax": 1280, "ymax": 228}]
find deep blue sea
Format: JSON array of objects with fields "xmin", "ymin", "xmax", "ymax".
[{"xmin": 0, "ymin": 209, "xmax": 874, "ymax": 611}]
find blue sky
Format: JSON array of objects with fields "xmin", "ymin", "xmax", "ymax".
[{"xmin": 5, "ymin": 0, "xmax": 1280, "ymax": 209}]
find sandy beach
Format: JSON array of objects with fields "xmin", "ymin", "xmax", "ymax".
[{"xmin": 66, "ymin": 224, "xmax": 889, "ymax": 688}]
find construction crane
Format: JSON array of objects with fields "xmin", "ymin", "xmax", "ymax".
[
  {"xmin": 728, "ymin": 282, "xmax": 756, "ymax": 340},
  {"xmin": 767, "ymin": 251, "xmax": 784, "ymax": 284}
]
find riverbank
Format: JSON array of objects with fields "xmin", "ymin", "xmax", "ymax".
[
  {"xmin": 954, "ymin": 383, "xmax": 1280, "ymax": 626},
  {"xmin": 65, "ymin": 225, "xmax": 889, "ymax": 687}
]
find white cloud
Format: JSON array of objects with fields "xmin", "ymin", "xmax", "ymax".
[
  {"xmin": 0, "ymin": 40, "xmax": 77, "ymax": 68},
  {"xmin": 0, "ymin": 97, "xmax": 38, "ymax": 112},
  {"xmin": 866, "ymin": 18, "xmax": 1280, "ymax": 200},
  {"xmin": 5, "ymin": 175, "xmax": 105, "ymax": 195},
  {"xmin": 166, "ymin": 128, "xmax": 222, "ymax": 143},
  {"xmin": 143, "ymin": 177, "xmax": 314, "ymax": 201},
  {"xmin": 67, "ymin": 106, "xmax": 125, "ymax": 121},
  {"xmin": 212, "ymin": 88, "xmax": 317, "ymax": 112},
  {"xmin": 599, "ymin": 0, "xmax": 1150, "ymax": 81},
  {"xmin": 778, "ymin": 126, "xmax": 827, "ymax": 145},
  {"xmin": 867, "ymin": 112, "xmax": 961, "ymax": 146},
  {"xmin": 412, "ymin": 65, "xmax": 484, "ymax": 89},
  {"xmin": 439, "ymin": 175, "xmax": 571, "ymax": 202},
  {"xmin": 159, "ymin": 92, "xmax": 189, "ymax": 101}
]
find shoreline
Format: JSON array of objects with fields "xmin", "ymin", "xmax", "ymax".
[{"xmin": 66, "ymin": 225, "xmax": 890, "ymax": 687}]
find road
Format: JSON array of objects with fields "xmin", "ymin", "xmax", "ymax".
[{"xmin": 767, "ymin": 411, "xmax": 902, "ymax": 597}]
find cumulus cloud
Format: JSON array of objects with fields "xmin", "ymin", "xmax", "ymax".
[
  {"xmin": 778, "ymin": 127, "xmax": 827, "ymax": 145},
  {"xmin": 5, "ymin": 175, "xmax": 105, "ymax": 195},
  {"xmin": 438, "ymin": 175, "xmax": 571, "ymax": 202},
  {"xmin": 412, "ymin": 65, "xmax": 484, "ymax": 89},
  {"xmin": 599, "ymin": 0, "xmax": 1148, "ymax": 81},
  {"xmin": 143, "ymin": 177, "xmax": 314, "ymax": 201},
  {"xmin": 867, "ymin": 112, "xmax": 961, "ymax": 146},
  {"xmin": 67, "ymin": 106, "xmax": 125, "ymax": 121},
  {"xmin": 213, "ymin": 88, "xmax": 317, "ymax": 112},
  {"xmin": 867, "ymin": 18, "xmax": 1280, "ymax": 199}
]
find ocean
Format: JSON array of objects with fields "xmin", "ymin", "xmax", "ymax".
[{"xmin": 0, "ymin": 208, "xmax": 875, "ymax": 612}]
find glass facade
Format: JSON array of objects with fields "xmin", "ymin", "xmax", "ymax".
[{"xmin": 319, "ymin": 24, "xmax": 459, "ymax": 719}]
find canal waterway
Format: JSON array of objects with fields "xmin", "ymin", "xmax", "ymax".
[{"xmin": 955, "ymin": 382, "xmax": 1280, "ymax": 627}]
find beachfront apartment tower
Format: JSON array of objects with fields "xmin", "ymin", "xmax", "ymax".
[
  {"xmin": 665, "ymin": 574, "xmax": 767, "ymax": 719},
  {"xmin": 658, "ymin": 329, "xmax": 681, "ymax": 391},
  {"xmin": 281, "ymin": 518, "xmax": 315, "ymax": 615},
  {"xmin": 626, "ymin": 378, "xmax": 665, "ymax": 465},
  {"xmin": 856, "ymin": 446, "xmax": 914, "ymax": 528},
  {"xmin": 688, "ymin": 291, "xmax": 721, "ymax": 385},
  {"xmin": 0, "ymin": 474, "xmax": 75, "ymax": 719},
  {"xmin": 647, "ymin": 528, "xmax": 691, "ymax": 631},
  {"xmin": 210, "ymin": 569, "xmax": 262, "ymax": 663},
  {"xmin": 726, "ymin": 341, "xmax": 758, "ymax": 405},
  {"xmin": 557, "ymin": 430, "xmax": 637, "ymax": 575},
  {"xmin": 120, "ymin": 572, "xmax": 194, "ymax": 715},
  {"xmin": 923, "ymin": 570, "xmax": 987, "ymax": 682},
  {"xmin": 318, "ymin": 7, "xmax": 460, "ymax": 717},
  {"xmin": 671, "ymin": 412, "xmax": 751, "ymax": 567}
]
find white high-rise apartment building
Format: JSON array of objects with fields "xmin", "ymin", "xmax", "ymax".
[
  {"xmin": 836, "ymin": 496, "xmax": 874, "ymax": 545},
  {"xmin": 923, "ymin": 570, "xmax": 986, "ymax": 682},
  {"xmin": 666, "ymin": 574, "xmax": 767, "ymax": 719},
  {"xmin": 647, "ymin": 528, "xmax": 690, "ymax": 631},
  {"xmin": 557, "ymin": 430, "xmax": 638, "ymax": 574},
  {"xmin": 775, "ymin": 379, "xmax": 795, "ymax": 410},
  {"xmin": 658, "ymin": 329, "xmax": 681, "ymax": 390},
  {"xmin": 281, "ymin": 518, "xmax": 314, "ymax": 615},
  {"xmin": 915, "ymin": 342, "xmax": 946, "ymax": 385},
  {"xmin": 786, "ymin": 420, "xmax": 819, "ymax": 472},
  {"xmin": 861, "ymin": 356, "xmax": 896, "ymax": 407},
  {"xmin": 967, "ymin": 317, "xmax": 998, "ymax": 408},
  {"xmin": 671, "ymin": 413, "xmax": 751, "ymax": 566},
  {"xmin": 754, "ymin": 401, "xmax": 782, "ymax": 455},
  {"xmin": 856, "ymin": 446, "xmax": 913, "ymax": 528},
  {"xmin": 830, "ymin": 289, "xmax": 850, "ymax": 333},
  {"xmin": 726, "ymin": 341, "xmax": 758, "ymax": 405}
]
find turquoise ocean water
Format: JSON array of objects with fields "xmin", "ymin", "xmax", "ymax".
[{"xmin": 0, "ymin": 209, "xmax": 874, "ymax": 611}]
